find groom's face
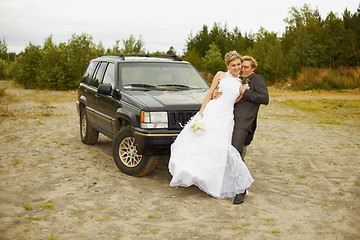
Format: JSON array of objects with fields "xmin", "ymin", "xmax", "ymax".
[{"xmin": 240, "ymin": 60, "xmax": 255, "ymax": 78}]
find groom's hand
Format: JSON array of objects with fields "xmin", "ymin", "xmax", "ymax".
[
  {"xmin": 212, "ymin": 87, "xmax": 222, "ymax": 99},
  {"xmin": 240, "ymin": 84, "xmax": 249, "ymax": 95}
]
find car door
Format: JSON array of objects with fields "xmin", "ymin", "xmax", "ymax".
[
  {"xmin": 91, "ymin": 62, "xmax": 108, "ymax": 132},
  {"xmin": 81, "ymin": 61, "xmax": 99, "ymax": 123},
  {"xmin": 96, "ymin": 62, "xmax": 119, "ymax": 136}
]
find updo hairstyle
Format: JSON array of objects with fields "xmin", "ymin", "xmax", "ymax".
[{"xmin": 224, "ymin": 50, "xmax": 242, "ymax": 65}]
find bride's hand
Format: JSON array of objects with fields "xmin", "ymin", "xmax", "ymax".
[{"xmin": 199, "ymin": 111, "xmax": 204, "ymax": 118}]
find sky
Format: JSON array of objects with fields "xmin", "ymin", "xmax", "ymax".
[{"xmin": 0, "ymin": 0, "xmax": 359, "ymax": 54}]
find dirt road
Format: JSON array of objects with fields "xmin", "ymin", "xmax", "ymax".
[{"xmin": 1, "ymin": 82, "xmax": 359, "ymax": 239}]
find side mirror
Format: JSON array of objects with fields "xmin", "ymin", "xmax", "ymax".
[{"xmin": 98, "ymin": 84, "xmax": 112, "ymax": 95}]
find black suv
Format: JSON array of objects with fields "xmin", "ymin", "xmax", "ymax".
[{"xmin": 76, "ymin": 54, "xmax": 209, "ymax": 176}]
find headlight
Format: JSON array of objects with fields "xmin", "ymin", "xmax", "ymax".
[{"xmin": 140, "ymin": 111, "xmax": 168, "ymax": 129}]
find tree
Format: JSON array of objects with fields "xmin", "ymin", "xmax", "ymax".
[
  {"xmin": 185, "ymin": 25, "xmax": 211, "ymax": 57},
  {"xmin": 108, "ymin": 40, "xmax": 121, "ymax": 54},
  {"xmin": 65, "ymin": 33, "xmax": 99, "ymax": 89},
  {"xmin": 166, "ymin": 46, "xmax": 176, "ymax": 55},
  {"xmin": 343, "ymin": 6, "xmax": 360, "ymax": 65},
  {"xmin": 248, "ymin": 28, "xmax": 285, "ymax": 84},
  {"xmin": 0, "ymin": 38, "xmax": 9, "ymax": 79},
  {"xmin": 182, "ymin": 47, "xmax": 203, "ymax": 70},
  {"xmin": 323, "ymin": 12, "xmax": 347, "ymax": 67},
  {"xmin": 0, "ymin": 38, "xmax": 8, "ymax": 61},
  {"xmin": 282, "ymin": 4, "xmax": 325, "ymax": 73},
  {"xmin": 202, "ymin": 43, "xmax": 225, "ymax": 74},
  {"xmin": 13, "ymin": 43, "xmax": 42, "ymax": 88},
  {"xmin": 230, "ymin": 28, "xmax": 254, "ymax": 55},
  {"xmin": 122, "ymin": 34, "xmax": 145, "ymax": 54}
]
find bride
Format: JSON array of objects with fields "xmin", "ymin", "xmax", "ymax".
[{"xmin": 168, "ymin": 50, "xmax": 254, "ymax": 203}]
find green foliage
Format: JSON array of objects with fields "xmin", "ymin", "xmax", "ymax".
[
  {"xmin": 106, "ymin": 34, "xmax": 145, "ymax": 54},
  {"xmin": 202, "ymin": 43, "xmax": 226, "ymax": 74},
  {"xmin": 1, "ymin": 4, "xmax": 359, "ymax": 90},
  {"xmin": 13, "ymin": 43, "xmax": 42, "ymax": 88},
  {"xmin": 183, "ymin": 4, "xmax": 360, "ymax": 89},
  {"xmin": 184, "ymin": 22, "xmax": 253, "ymax": 62},
  {"xmin": 0, "ymin": 38, "xmax": 8, "ymax": 61},
  {"xmin": 166, "ymin": 46, "xmax": 176, "ymax": 55},
  {"xmin": 12, "ymin": 33, "xmax": 102, "ymax": 90},
  {"xmin": 248, "ymin": 28, "xmax": 285, "ymax": 84},
  {"xmin": 182, "ymin": 47, "xmax": 203, "ymax": 70},
  {"xmin": 0, "ymin": 59, "xmax": 9, "ymax": 79},
  {"xmin": 282, "ymin": 4, "xmax": 325, "ymax": 70}
]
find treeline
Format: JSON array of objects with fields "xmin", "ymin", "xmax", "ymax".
[
  {"xmin": 0, "ymin": 4, "xmax": 359, "ymax": 90},
  {"xmin": 0, "ymin": 34, "xmax": 155, "ymax": 90},
  {"xmin": 183, "ymin": 4, "xmax": 360, "ymax": 88}
]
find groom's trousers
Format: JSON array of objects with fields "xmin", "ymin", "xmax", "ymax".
[{"xmin": 231, "ymin": 127, "xmax": 254, "ymax": 157}]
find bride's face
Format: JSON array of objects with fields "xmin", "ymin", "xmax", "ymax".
[{"xmin": 227, "ymin": 59, "xmax": 241, "ymax": 77}]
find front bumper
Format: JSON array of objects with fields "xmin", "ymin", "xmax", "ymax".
[{"xmin": 133, "ymin": 127, "xmax": 180, "ymax": 154}]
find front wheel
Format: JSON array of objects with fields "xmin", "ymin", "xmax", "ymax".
[{"xmin": 112, "ymin": 126, "xmax": 158, "ymax": 176}]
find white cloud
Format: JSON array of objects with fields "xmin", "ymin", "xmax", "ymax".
[{"xmin": 0, "ymin": 0, "xmax": 358, "ymax": 54}]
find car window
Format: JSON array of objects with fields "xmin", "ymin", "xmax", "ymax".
[
  {"xmin": 82, "ymin": 61, "xmax": 98, "ymax": 85},
  {"xmin": 93, "ymin": 62, "xmax": 108, "ymax": 88},
  {"xmin": 120, "ymin": 63, "xmax": 209, "ymax": 89},
  {"xmin": 102, "ymin": 63, "xmax": 115, "ymax": 88}
]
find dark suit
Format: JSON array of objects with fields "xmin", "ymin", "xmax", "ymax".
[{"xmin": 232, "ymin": 73, "xmax": 269, "ymax": 155}]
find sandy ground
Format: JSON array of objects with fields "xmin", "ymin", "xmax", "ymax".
[{"xmin": 0, "ymin": 81, "xmax": 359, "ymax": 240}]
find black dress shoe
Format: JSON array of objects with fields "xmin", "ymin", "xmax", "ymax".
[{"xmin": 233, "ymin": 191, "xmax": 246, "ymax": 204}]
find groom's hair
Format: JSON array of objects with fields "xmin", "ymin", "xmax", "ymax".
[{"xmin": 242, "ymin": 56, "xmax": 258, "ymax": 69}]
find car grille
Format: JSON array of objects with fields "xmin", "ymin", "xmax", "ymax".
[{"xmin": 168, "ymin": 111, "xmax": 197, "ymax": 130}]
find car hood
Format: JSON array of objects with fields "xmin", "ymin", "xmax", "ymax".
[{"xmin": 123, "ymin": 89, "xmax": 208, "ymax": 111}]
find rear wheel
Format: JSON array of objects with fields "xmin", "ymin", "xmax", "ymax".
[
  {"xmin": 80, "ymin": 108, "xmax": 99, "ymax": 145},
  {"xmin": 113, "ymin": 126, "xmax": 158, "ymax": 176}
]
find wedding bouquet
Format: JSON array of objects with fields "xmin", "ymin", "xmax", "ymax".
[{"xmin": 188, "ymin": 118, "xmax": 205, "ymax": 135}]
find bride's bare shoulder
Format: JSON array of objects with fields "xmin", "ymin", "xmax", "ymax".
[{"xmin": 214, "ymin": 71, "xmax": 226, "ymax": 79}]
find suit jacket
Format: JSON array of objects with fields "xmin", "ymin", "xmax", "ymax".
[{"xmin": 233, "ymin": 73, "xmax": 269, "ymax": 133}]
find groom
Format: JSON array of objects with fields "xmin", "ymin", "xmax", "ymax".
[{"xmin": 213, "ymin": 55, "xmax": 269, "ymax": 204}]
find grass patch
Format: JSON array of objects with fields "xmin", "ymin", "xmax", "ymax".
[
  {"xmin": 264, "ymin": 218, "xmax": 276, "ymax": 223},
  {"xmin": 48, "ymin": 233, "xmax": 59, "ymax": 240},
  {"xmin": 0, "ymin": 80, "xmax": 76, "ymax": 122},
  {"xmin": 0, "ymin": 87, "xmax": 6, "ymax": 97},
  {"xmin": 39, "ymin": 200, "xmax": 55, "ymax": 210},
  {"xmin": 22, "ymin": 200, "xmax": 55, "ymax": 211},
  {"xmin": 22, "ymin": 202, "xmax": 35, "ymax": 211},
  {"xmin": 27, "ymin": 216, "xmax": 41, "ymax": 221},
  {"xmin": 275, "ymin": 98, "xmax": 360, "ymax": 126},
  {"xmin": 150, "ymin": 228, "xmax": 160, "ymax": 234},
  {"xmin": 280, "ymin": 99, "xmax": 360, "ymax": 112}
]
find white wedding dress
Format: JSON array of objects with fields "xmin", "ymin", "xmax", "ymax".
[{"xmin": 168, "ymin": 71, "xmax": 254, "ymax": 199}]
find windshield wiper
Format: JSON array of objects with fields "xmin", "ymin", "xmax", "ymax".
[
  {"xmin": 124, "ymin": 84, "xmax": 157, "ymax": 89},
  {"xmin": 156, "ymin": 84, "xmax": 191, "ymax": 89},
  {"xmin": 124, "ymin": 83, "xmax": 157, "ymax": 90}
]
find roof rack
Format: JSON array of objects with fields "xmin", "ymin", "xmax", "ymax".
[{"xmin": 99, "ymin": 53, "xmax": 182, "ymax": 61}]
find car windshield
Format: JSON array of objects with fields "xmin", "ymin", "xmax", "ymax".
[{"xmin": 120, "ymin": 62, "xmax": 209, "ymax": 90}]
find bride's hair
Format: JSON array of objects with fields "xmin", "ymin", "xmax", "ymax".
[{"xmin": 225, "ymin": 50, "xmax": 242, "ymax": 65}]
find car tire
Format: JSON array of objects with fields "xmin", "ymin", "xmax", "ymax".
[
  {"xmin": 80, "ymin": 108, "xmax": 99, "ymax": 145},
  {"xmin": 113, "ymin": 126, "xmax": 158, "ymax": 176}
]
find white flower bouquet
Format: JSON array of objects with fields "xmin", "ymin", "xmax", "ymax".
[{"xmin": 188, "ymin": 118, "xmax": 205, "ymax": 135}]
